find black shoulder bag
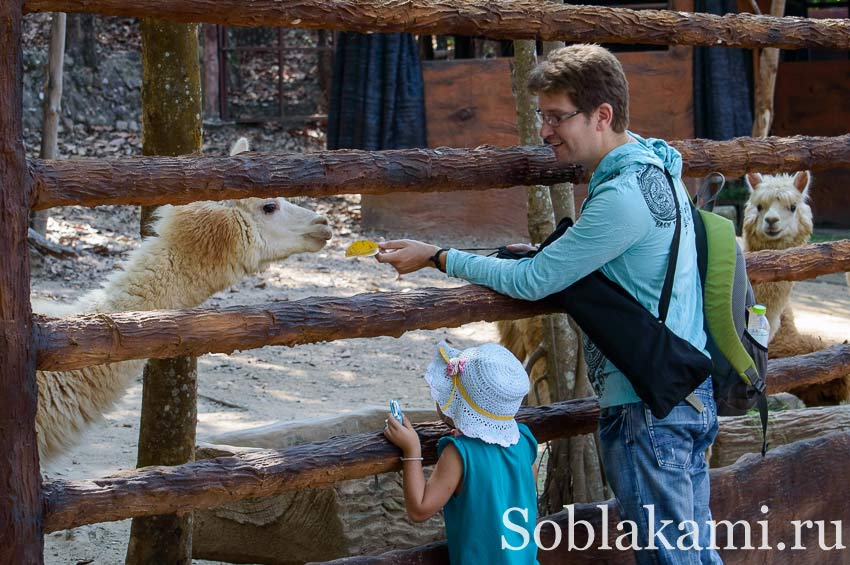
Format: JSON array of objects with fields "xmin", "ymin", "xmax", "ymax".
[{"xmin": 499, "ymin": 170, "xmax": 712, "ymax": 418}]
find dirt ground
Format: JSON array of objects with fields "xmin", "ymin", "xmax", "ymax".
[{"xmin": 32, "ymin": 193, "xmax": 849, "ymax": 564}]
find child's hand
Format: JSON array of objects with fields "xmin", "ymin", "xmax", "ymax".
[{"xmin": 383, "ymin": 413, "xmax": 422, "ymax": 458}]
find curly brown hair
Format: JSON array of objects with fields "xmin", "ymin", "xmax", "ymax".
[{"xmin": 527, "ymin": 44, "xmax": 629, "ymax": 133}]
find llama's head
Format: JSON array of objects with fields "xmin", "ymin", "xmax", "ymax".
[
  {"xmin": 227, "ymin": 138, "xmax": 332, "ymax": 267},
  {"xmin": 229, "ymin": 196, "xmax": 332, "ymax": 262},
  {"xmin": 743, "ymin": 171, "xmax": 813, "ymax": 251}
]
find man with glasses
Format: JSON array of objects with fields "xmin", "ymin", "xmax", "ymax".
[{"xmin": 376, "ymin": 44, "xmax": 721, "ymax": 564}]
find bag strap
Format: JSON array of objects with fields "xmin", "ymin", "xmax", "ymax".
[{"xmin": 658, "ymin": 169, "xmax": 681, "ymax": 323}]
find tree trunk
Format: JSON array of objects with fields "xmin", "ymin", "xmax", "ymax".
[
  {"xmin": 201, "ymin": 24, "xmax": 219, "ymax": 120},
  {"xmin": 0, "ymin": 1, "xmax": 43, "ymax": 562},
  {"xmin": 65, "ymin": 13, "xmax": 97, "ymax": 67},
  {"xmin": 511, "ymin": 39, "xmax": 604, "ymax": 512},
  {"xmin": 31, "ymin": 12, "xmax": 66, "ymax": 236},
  {"xmin": 24, "ymin": 0, "xmax": 850, "ymax": 50},
  {"xmin": 126, "ymin": 19, "xmax": 202, "ymax": 565},
  {"xmin": 751, "ymin": 0, "xmax": 787, "ymax": 138}
]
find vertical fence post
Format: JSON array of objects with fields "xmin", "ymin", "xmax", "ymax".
[
  {"xmin": 125, "ymin": 19, "xmax": 203, "ymax": 565},
  {"xmin": 0, "ymin": 0, "xmax": 44, "ymax": 563}
]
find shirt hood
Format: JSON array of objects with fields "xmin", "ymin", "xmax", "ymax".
[{"xmin": 589, "ymin": 131, "xmax": 683, "ymax": 193}]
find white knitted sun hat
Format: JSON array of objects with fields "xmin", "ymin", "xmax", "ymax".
[{"xmin": 424, "ymin": 341, "xmax": 529, "ymax": 447}]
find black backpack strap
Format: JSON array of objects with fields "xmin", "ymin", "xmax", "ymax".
[
  {"xmin": 758, "ymin": 393, "xmax": 769, "ymax": 456},
  {"xmin": 658, "ymin": 169, "xmax": 682, "ymax": 323}
]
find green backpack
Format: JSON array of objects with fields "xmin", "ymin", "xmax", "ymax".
[{"xmin": 692, "ymin": 179, "xmax": 769, "ymax": 456}]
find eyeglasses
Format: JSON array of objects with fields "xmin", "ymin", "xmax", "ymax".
[{"xmin": 535, "ymin": 109, "xmax": 582, "ymax": 128}]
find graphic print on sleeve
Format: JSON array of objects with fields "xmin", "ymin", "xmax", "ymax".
[{"xmin": 637, "ymin": 165, "xmax": 676, "ymax": 228}]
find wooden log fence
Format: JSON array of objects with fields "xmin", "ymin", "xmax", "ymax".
[
  {"xmin": 0, "ymin": 0, "xmax": 43, "ymax": 561},
  {"xmin": 28, "ymin": 134, "xmax": 850, "ymax": 210},
  {"xmin": 41, "ymin": 362, "xmax": 850, "ymax": 533},
  {"xmin": 313, "ymin": 432, "xmax": 850, "ymax": 565},
  {"xmin": 23, "ymin": 0, "xmax": 850, "ymax": 50},
  {"xmin": 34, "ymin": 240, "xmax": 850, "ymax": 372},
  {"xmin": 766, "ymin": 344, "xmax": 850, "ymax": 395},
  {"xmin": 2, "ymin": 0, "xmax": 849, "ymax": 562},
  {"xmin": 43, "ymin": 398, "xmax": 601, "ymax": 532},
  {"xmin": 711, "ymin": 405, "xmax": 850, "ymax": 468}
]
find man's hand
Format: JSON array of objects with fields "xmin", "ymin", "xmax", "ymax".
[{"xmin": 376, "ymin": 239, "xmax": 440, "ymax": 275}]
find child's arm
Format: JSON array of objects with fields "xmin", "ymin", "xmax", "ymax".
[{"xmin": 384, "ymin": 414, "xmax": 463, "ymax": 523}]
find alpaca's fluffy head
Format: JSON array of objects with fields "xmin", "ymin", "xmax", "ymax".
[
  {"xmin": 743, "ymin": 171, "xmax": 813, "ymax": 250},
  {"xmin": 224, "ymin": 137, "xmax": 332, "ymax": 267},
  {"xmin": 229, "ymin": 196, "xmax": 332, "ymax": 267}
]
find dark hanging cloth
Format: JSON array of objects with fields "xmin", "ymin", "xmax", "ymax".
[
  {"xmin": 327, "ymin": 32, "xmax": 427, "ymax": 150},
  {"xmin": 693, "ymin": 0, "xmax": 754, "ymax": 140}
]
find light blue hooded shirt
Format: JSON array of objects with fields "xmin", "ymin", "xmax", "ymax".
[{"xmin": 446, "ymin": 132, "xmax": 708, "ymax": 407}]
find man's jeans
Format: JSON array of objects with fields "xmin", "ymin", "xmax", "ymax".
[{"xmin": 598, "ymin": 377, "xmax": 722, "ymax": 565}]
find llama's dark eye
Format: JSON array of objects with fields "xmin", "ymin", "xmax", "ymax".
[
  {"xmin": 262, "ymin": 203, "xmax": 278, "ymax": 214},
  {"xmin": 756, "ymin": 205, "xmax": 763, "ymax": 212},
  {"xmin": 789, "ymin": 204, "xmax": 797, "ymax": 213}
]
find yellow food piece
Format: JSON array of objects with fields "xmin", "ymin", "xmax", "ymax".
[{"xmin": 345, "ymin": 239, "xmax": 380, "ymax": 257}]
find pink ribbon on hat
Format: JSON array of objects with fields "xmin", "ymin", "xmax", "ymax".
[{"xmin": 445, "ymin": 357, "xmax": 466, "ymax": 378}]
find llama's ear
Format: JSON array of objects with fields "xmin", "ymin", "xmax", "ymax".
[
  {"xmin": 745, "ymin": 172, "xmax": 763, "ymax": 193},
  {"xmin": 229, "ymin": 137, "xmax": 250, "ymax": 156},
  {"xmin": 792, "ymin": 170, "xmax": 811, "ymax": 194}
]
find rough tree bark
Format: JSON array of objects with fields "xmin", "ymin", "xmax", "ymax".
[
  {"xmin": 751, "ymin": 0, "xmax": 787, "ymax": 138},
  {"xmin": 43, "ymin": 398, "xmax": 603, "ymax": 532},
  {"xmin": 711, "ymin": 405, "xmax": 850, "ymax": 468},
  {"xmin": 125, "ymin": 19, "xmax": 202, "ymax": 565},
  {"xmin": 41, "ymin": 388, "xmax": 850, "ymax": 535},
  {"xmin": 27, "ymin": 134, "xmax": 850, "ymax": 210},
  {"xmin": 201, "ymin": 24, "xmax": 219, "ymax": 120},
  {"xmin": 33, "ymin": 257, "xmax": 850, "ymax": 372},
  {"xmin": 540, "ymin": 12, "xmax": 577, "ymax": 225},
  {"xmin": 0, "ymin": 1, "xmax": 43, "ymax": 562},
  {"xmin": 23, "ymin": 0, "xmax": 850, "ymax": 50},
  {"xmin": 31, "ymin": 12, "xmax": 66, "ymax": 236},
  {"xmin": 65, "ymin": 13, "xmax": 97, "ymax": 67},
  {"xmin": 511, "ymin": 39, "xmax": 604, "ymax": 512}
]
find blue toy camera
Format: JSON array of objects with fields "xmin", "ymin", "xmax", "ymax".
[{"xmin": 389, "ymin": 399, "xmax": 403, "ymax": 424}]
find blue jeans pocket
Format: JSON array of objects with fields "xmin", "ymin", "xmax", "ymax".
[{"xmin": 644, "ymin": 390, "xmax": 711, "ymax": 470}]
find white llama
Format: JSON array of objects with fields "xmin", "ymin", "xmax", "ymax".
[
  {"xmin": 33, "ymin": 139, "xmax": 333, "ymax": 461},
  {"xmin": 743, "ymin": 170, "xmax": 848, "ymax": 405}
]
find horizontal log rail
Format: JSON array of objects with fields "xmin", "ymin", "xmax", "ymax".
[
  {"xmin": 29, "ymin": 135, "xmax": 850, "ymax": 210},
  {"xmin": 766, "ymin": 344, "xmax": 850, "ymax": 395},
  {"xmin": 42, "ymin": 358, "xmax": 850, "ymax": 532},
  {"xmin": 42, "ymin": 398, "xmax": 601, "ymax": 532},
  {"xmin": 29, "ymin": 146, "xmax": 581, "ymax": 210},
  {"xmin": 34, "ymin": 240, "xmax": 850, "ymax": 372},
  {"xmin": 23, "ymin": 0, "xmax": 850, "ymax": 50},
  {"xmin": 316, "ymin": 432, "xmax": 850, "ymax": 565},
  {"xmin": 745, "ymin": 239, "xmax": 850, "ymax": 284},
  {"xmin": 34, "ymin": 285, "xmax": 556, "ymax": 372}
]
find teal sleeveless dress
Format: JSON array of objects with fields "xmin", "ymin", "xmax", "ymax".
[{"xmin": 436, "ymin": 423, "xmax": 539, "ymax": 564}]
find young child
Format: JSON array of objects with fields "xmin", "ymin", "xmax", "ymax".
[{"xmin": 384, "ymin": 341, "xmax": 539, "ymax": 564}]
